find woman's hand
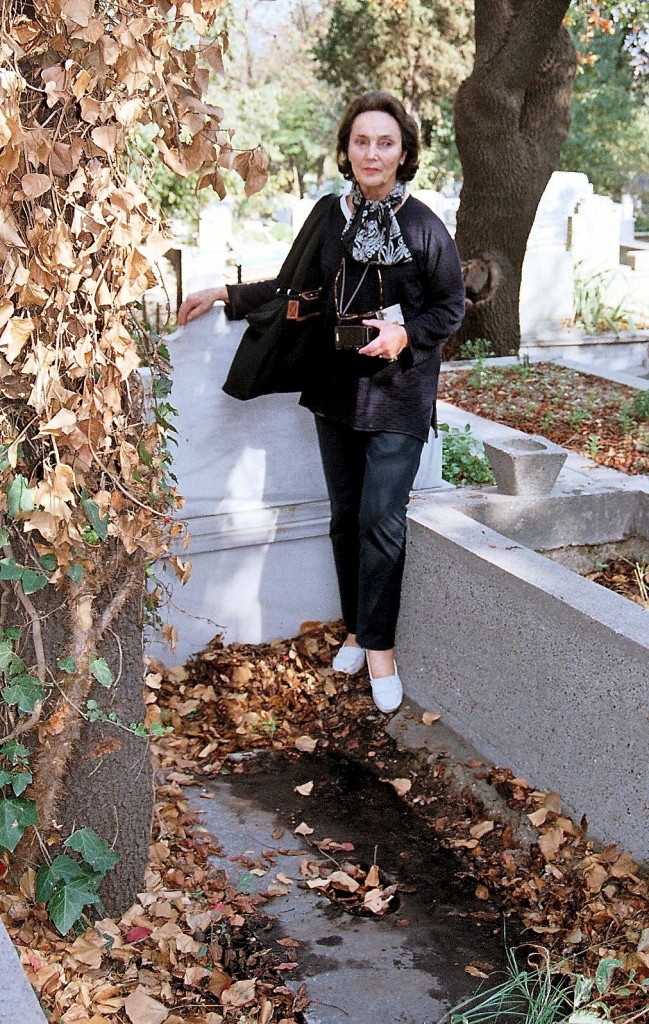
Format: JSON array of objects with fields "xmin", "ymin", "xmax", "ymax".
[
  {"xmin": 177, "ymin": 286, "xmax": 228, "ymax": 326},
  {"xmin": 358, "ymin": 319, "xmax": 408, "ymax": 361}
]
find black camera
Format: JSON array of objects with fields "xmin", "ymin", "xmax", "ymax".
[{"xmin": 334, "ymin": 324, "xmax": 380, "ymax": 350}]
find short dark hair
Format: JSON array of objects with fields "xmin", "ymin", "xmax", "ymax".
[{"xmin": 336, "ymin": 91, "xmax": 419, "ymax": 183}]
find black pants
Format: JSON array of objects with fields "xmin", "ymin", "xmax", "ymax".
[{"xmin": 315, "ymin": 416, "xmax": 424, "ymax": 650}]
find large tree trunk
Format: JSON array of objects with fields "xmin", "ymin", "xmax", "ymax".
[{"xmin": 451, "ymin": 0, "xmax": 577, "ymax": 356}]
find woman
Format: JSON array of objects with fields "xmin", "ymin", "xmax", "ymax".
[{"xmin": 178, "ymin": 91, "xmax": 465, "ymax": 714}]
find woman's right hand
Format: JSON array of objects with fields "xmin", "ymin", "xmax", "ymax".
[{"xmin": 177, "ymin": 286, "xmax": 228, "ymax": 326}]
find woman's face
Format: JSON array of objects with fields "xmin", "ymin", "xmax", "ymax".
[{"xmin": 346, "ymin": 110, "xmax": 405, "ymax": 200}]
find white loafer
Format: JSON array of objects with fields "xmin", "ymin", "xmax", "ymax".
[
  {"xmin": 332, "ymin": 644, "xmax": 366, "ymax": 675},
  {"xmin": 367, "ymin": 656, "xmax": 403, "ymax": 714}
]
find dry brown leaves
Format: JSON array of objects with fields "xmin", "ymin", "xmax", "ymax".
[
  {"xmin": 1, "ymin": 763, "xmax": 307, "ymax": 1023},
  {"xmin": 3, "ymin": 620, "xmax": 647, "ymax": 1019},
  {"xmin": 440, "ymin": 363, "xmax": 649, "ymax": 476},
  {"xmin": 149, "ymin": 620, "xmax": 649, "ymax": 1016},
  {"xmin": 1, "ymin": 0, "xmax": 268, "ymax": 572}
]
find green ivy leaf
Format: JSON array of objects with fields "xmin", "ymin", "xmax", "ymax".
[
  {"xmin": 0, "ymin": 741, "xmax": 29, "ymax": 766},
  {"xmin": 66, "ymin": 563, "xmax": 85, "ymax": 582},
  {"xmin": 0, "ymin": 796, "xmax": 38, "ymax": 852},
  {"xmin": 89, "ymin": 657, "xmax": 114, "ymax": 688},
  {"xmin": 0, "ymin": 558, "xmax": 23, "ymax": 581},
  {"xmin": 19, "ymin": 568, "xmax": 48, "ymax": 595},
  {"xmin": 0, "ymin": 526, "xmax": 8, "ymax": 545},
  {"xmin": 0, "ymin": 640, "xmax": 22, "ymax": 678},
  {"xmin": 64, "ymin": 828, "xmax": 119, "ymax": 874},
  {"xmin": 0, "ymin": 770, "xmax": 12, "ymax": 788},
  {"xmin": 152, "ymin": 373, "xmax": 173, "ymax": 399},
  {"xmin": 47, "ymin": 877, "xmax": 101, "ymax": 935},
  {"xmin": 2, "ymin": 675, "xmax": 45, "ymax": 713},
  {"xmin": 57, "ymin": 656, "xmax": 77, "ymax": 674},
  {"xmin": 36, "ymin": 856, "xmax": 93, "ymax": 904},
  {"xmin": 38, "ymin": 554, "xmax": 58, "ymax": 572},
  {"xmin": 595, "ymin": 956, "xmax": 624, "ymax": 995},
  {"xmin": 80, "ymin": 496, "xmax": 108, "ymax": 541},
  {"xmin": 10, "ymin": 771, "xmax": 32, "ymax": 797},
  {"xmin": 137, "ymin": 442, "xmax": 153, "ymax": 467},
  {"xmin": 6, "ymin": 475, "xmax": 34, "ymax": 518}
]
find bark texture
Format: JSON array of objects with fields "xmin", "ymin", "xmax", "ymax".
[
  {"xmin": 451, "ymin": 0, "xmax": 577, "ymax": 356},
  {"xmin": 10, "ymin": 553, "xmax": 153, "ymax": 917}
]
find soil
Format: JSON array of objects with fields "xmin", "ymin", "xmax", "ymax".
[
  {"xmin": 439, "ymin": 361, "xmax": 649, "ymax": 475},
  {"xmin": 585, "ymin": 556, "xmax": 648, "ymax": 609}
]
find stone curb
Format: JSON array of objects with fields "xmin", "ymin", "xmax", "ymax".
[
  {"xmin": 387, "ymin": 698, "xmax": 539, "ymax": 849},
  {"xmin": 0, "ymin": 920, "xmax": 48, "ymax": 1023}
]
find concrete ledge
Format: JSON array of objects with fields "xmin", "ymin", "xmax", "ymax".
[
  {"xmin": 397, "ymin": 493, "xmax": 649, "ymax": 865},
  {"xmin": 0, "ymin": 921, "xmax": 47, "ymax": 1023}
]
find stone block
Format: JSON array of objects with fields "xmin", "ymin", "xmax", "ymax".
[{"xmin": 482, "ymin": 435, "xmax": 568, "ymax": 496}]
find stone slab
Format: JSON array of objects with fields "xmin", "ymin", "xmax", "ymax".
[
  {"xmin": 0, "ymin": 921, "xmax": 47, "ymax": 1023},
  {"xmin": 397, "ymin": 403, "xmax": 649, "ymax": 864}
]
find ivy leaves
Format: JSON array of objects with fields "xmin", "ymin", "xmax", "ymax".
[{"xmin": 36, "ymin": 829, "xmax": 119, "ymax": 935}]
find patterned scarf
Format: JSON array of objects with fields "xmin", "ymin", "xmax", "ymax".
[{"xmin": 341, "ymin": 179, "xmax": 412, "ymax": 265}]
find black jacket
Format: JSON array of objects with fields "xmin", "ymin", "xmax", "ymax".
[{"xmin": 226, "ymin": 194, "xmax": 465, "ymax": 441}]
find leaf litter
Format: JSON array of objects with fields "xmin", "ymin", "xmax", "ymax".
[
  {"xmin": 1, "ymin": 619, "xmax": 648, "ymax": 1020},
  {"xmin": 441, "ymin": 362, "xmax": 649, "ymax": 476}
]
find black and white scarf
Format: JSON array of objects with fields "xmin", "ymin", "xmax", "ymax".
[{"xmin": 341, "ymin": 179, "xmax": 412, "ymax": 265}]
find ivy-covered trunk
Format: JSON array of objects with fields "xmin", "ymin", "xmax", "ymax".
[
  {"xmin": 0, "ymin": 0, "xmax": 266, "ymax": 929},
  {"xmin": 451, "ymin": 0, "xmax": 577, "ymax": 356}
]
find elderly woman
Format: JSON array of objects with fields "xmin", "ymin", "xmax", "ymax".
[{"xmin": 178, "ymin": 91, "xmax": 465, "ymax": 714}]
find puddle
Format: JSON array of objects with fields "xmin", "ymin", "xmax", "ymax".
[{"xmin": 192, "ymin": 751, "xmax": 517, "ymax": 1024}]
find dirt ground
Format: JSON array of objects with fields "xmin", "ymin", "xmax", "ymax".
[{"xmin": 440, "ymin": 362, "xmax": 649, "ymax": 476}]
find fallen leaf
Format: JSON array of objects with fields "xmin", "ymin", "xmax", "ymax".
[
  {"xmin": 124, "ymin": 988, "xmax": 169, "ymax": 1024},
  {"xmin": 528, "ymin": 808, "xmax": 549, "ymax": 828},
  {"xmin": 465, "ymin": 965, "xmax": 489, "ymax": 979},
  {"xmin": 220, "ymin": 978, "xmax": 256, "ymax": 1008},
  {"xmin": 293, "ymin": 822, "xmax": 314, "ymax": 836},
  {"xmin": 328, "ymin": 871, "xmax": 359, "ymax": 893},
  {"xmin": 470, "ymin": 820, "xmax": 494, "ymax": 840},
  {"xmin": 422, "ymin": 711, "xmax": 441, "ymax": 725},
  {"xmin": 388, "ymin": 777, "xmax": 411, "ymax": 796},
  {"xmin": 537, "ymin": 827, "xmax": 564, "ymax": 862},
  {"xmin": 295, "ymin": 781, "xmax": 314, "ymax": 797},
  {"xmin": 125, "ymin": 926, "xmax": 152, "ymax": 943},
  {"xmin": 365, "ymin": 864, "xmax": 380, "ymax": 888},
  {"xmin": 295, "ymin": 736, "xmax": 317, "ymax": 752}
]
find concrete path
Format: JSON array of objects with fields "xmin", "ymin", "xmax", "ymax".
[{"xmin": 191, "ymin": 717, "xmax": 512, "ymax": 1024}]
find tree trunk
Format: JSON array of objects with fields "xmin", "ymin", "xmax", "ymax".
[
  {"xmin": 8, "ymin": 543, "xmax": 153, "ymax": 916},
  {"xmin": 451, "ymin": 0, "xmax": 577, "ymax": 356}
]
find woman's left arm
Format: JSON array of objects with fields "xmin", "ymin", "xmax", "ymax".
[{"xmin": 400, "ymin": 228, "xmax": 465, "ymax": 365}]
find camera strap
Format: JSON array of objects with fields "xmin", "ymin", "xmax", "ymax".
[{"xmin": 335, "ymin": 260, "xmax": 383, "ymax": 320}]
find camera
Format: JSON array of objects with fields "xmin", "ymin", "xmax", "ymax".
[{"xmin": 334, "ymin": 324, "xmax": 380, "ymax": 350}]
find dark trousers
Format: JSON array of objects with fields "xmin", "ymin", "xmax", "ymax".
[{"xmin": 315, "ymin": 416, "xmax": 424, "ymax": 650}]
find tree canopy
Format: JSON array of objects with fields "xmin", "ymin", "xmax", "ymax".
[{"xmin": 311, "ymin": 0, "xmax": 474, "ymax": 126}]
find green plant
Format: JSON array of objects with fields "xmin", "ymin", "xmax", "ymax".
[
  {"xmin": 573, "ymin": 264, "xmax": 630, "ymax": 335},
  {"xmin": 443, "ymin": 946, "xmax": 647, "ymax": 1024},
  {"xmin": 36, "ymin": 828, "xmax": 119, "ymax": 935},
  {"xmin": 440, "ymin": 424, "xmax": 496, "ymax": 486},
  {"xmin": 568, "ymin": 405, "xmax": 593, "ymax": 430},
  {"xmin": 586, "ymin": 434, "xmax": 602, "ymax": 458},
  {"xmin": 459, "ymin": 338, "xmax": 496, "ymax": 361},
  {"xmin": 630, "ymin": 388, "xmax": 649, "ymax": 422}
]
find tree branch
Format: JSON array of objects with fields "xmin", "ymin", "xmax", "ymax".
[{"xmin": 499, "ymin": 0, "xmax": 573, "ymax": 92}]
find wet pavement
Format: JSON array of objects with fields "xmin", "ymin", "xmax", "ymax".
[{"xmin": 191, "ymin": 750, "xmax": 510, "ymax": 1024}]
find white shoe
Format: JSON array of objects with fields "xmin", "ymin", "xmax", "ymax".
[
  {"xmin": 367, "ymin": 655, "xmax": 403, "ymax": 714},
  {"xmin": 332, "ymin": 644, "xmax": 366, "ymax": 674}
]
